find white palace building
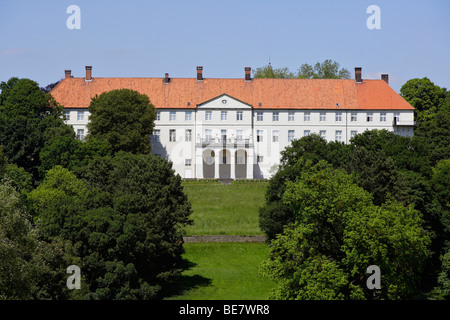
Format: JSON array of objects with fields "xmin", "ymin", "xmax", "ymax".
[{"xmin": 50, "ymin": 66, "xmax": 415, "ymax": 179}]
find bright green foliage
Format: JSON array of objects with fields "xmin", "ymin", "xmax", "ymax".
[
  {"xmin": 297, "ymin": 59, "xmax": 350, "ymax": 79},
  {"xmin": 0, "ymin": 181, "xmax": 71, "ymax": 300},
  {"xmin": 400, "ymin": 77, "xmax": 447, "ymax": 122},
  {"xmin": 87, "ymin": 89, "xmax": 156, "ymax": 154},
  {"xmin": 260, "ymin": 159, "xmax": 430, "ymax": 300},
  {"xmin": 253, "ymin": 65, "xmax": 295, "ymax": 79}
]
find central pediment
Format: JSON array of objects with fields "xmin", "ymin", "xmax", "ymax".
[{"xmin": 197, "ymin": 94, "xmax": 253, "ymax": 109}]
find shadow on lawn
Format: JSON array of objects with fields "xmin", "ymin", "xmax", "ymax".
[{"xmin": 161, "ymin": 258, "xmax": 212, "ymax": 299}]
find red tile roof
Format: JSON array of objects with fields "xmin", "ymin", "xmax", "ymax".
[{"xmin": 50, "ymin": 76, "xmax": 414, "ymax": 110}]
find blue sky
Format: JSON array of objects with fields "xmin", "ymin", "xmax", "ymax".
[{"xmin": 0, "ymin": 0, "xmax": 449, "ymax": 93}]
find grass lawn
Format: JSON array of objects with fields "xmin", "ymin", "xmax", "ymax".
[
  {"xmin": 165, "ymin": 242, "xmax": 275, "ymax": 300},
  {"xmin": 182, "ymin": 181, "xmax": 268, "ymax": 236}
]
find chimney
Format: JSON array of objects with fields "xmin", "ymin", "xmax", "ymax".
[
  {"xmin": 355, "ymin": 67, "xmax": 362, "ymax": 83},
  {"xmin": 245, "ymin": 67, "xmax": 252, "ymax": 81},
  {"xmin": 164, "ymin": 73, "xmax": 170, "ymax": 84},
  {"xmin": 197, "ymin": 66, "xmax": 203, "ymax": 81},
  {"xmin": 85, "ymin": 66, "xmax": 92, "ymax": 81},
  {"xmin": 381, "ymin": 74, "xmax": 389, "ymax": 84},
  {"xmin": 65, "ymin": 70, "xmax": 71, "ymax": 79}
]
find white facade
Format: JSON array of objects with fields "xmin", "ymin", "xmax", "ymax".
[{"xmin": 64, "ymin": 93, "xmax": 415, "ymax": 180}]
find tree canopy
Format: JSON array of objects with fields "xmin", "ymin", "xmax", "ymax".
[{"xmin": 87, "ymin": 89, "xmax": 156, "ymax": 154}]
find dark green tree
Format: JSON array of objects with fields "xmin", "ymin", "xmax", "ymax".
[
  {"xmin": 29, "ymin": 153, "xmax": 192, "ymax": 299},
  {"xmin": 253, "ymin": 64, "xmax": 295, "ymax": 79},
  {"xmin": 87, "ymin": 89, "xmax": 156, "ymax": 154}
]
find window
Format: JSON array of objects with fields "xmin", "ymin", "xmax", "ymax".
[
  {"xmin": 77, "ymin": 129, "xmax": 84, "ymax": 141},
  {"xmin": 77, "ymin": 111, "xmax": 84, "ymax": 121},
  {"xmin": 185, "ymin": 129, "xmax": 192, "ymax": 141},
  {"xmin": 236, "ymin": 111, "xmax": 243, "ymax": 121},
  {"xmin": 170, "ymin": 111, "xmax": 176, "ymax": 121},
  {"xmin": 156, "ymin": 111, "xmax": 161, "ymax": 121},
  {"xmin": 64, "ymin": 111, "xmax": 70, "ymax": 121},
  {"xmin": 335, "ymin": 112, "xmax": 342, "ymax": 122},
  {"xmin": 272, "ymin": 130, "xmax": 279, "ymax": 142},
  {"xmin": 350, "ymin": 130, "xmax": 357, "ymax": 139},
  {"xmin": 394, "ymin": 112, "xmax": 400, "ymax": 123},
  {"xmin": 153, "ymin": 129, "xmax": 160, "ymax": 142},
  {"xmin": 380, "ymin": 112, "xmax": 386, "ymax": 122},
  {"xmin": 304, "ymin": 112, "xmax": 310, "ymax": 122},
  {"xmin": 236, "ymin": 130, "xmax": 243, "ymax": 141},
  {"xmin": 206, "ymin": 111, "xmax": 212, "ymax": 121},
  {"xmin": 288, "ymin": 130, "xmax": 295, "ymax": 142},
  {"xmin": 205, "ymin": 129, "xmax": 212, "ymax": 141},
  {"xmin": 257, "ymin": 130, "xmax": 263, "ymax": 142},
  {"xmin": 169, "ymin": 129, "xmax": 176, "ymax": 142},
  {"xmin": 257, "ymin": 112, "xmax": 263, "ymax": 121},
  {"xmin": 304, "ymin": 130, "xmax": 310, "ymax": 137},
  {"xmin": 335, "ymin": 130, "xmax": 342, "ymax": 142},
  {"xmin": 237, "ymin": 154, "xmax": 245, "ymax": 164},
  {"xmin": 320, "ymin": 112, "xmax": 326, "ymax": 122},
  {"xmin": 272, "ymin": 112, "xmax": 279, "ymax": 121},
  {"xmin": 367, "ymin": 112, "xmax": 373, "ymax": 122},
  {"xmin": 351, "ymin": 112, "xmax": 357, "ymax": 121},
  {"xmin": 221, "ymin": 111, "xmax": 227, "ymax": 121},
  {"xmin": 185, "ymin": 111, "xmax": 192, "ymax": 121},
  {"xmin": 257, "ymin": 155, "xmax": 264, "ymax": 163},
  {"xmin": 221, "ymin": 129, "xmax": 227, "ymax": 141},
  {"xmin": 185, "ymin": 159, "xmax": 192, "ymax": 166},
  {"xmin": 288, "ymin": 112, "xmax": 295, "ymax": 122},
  {"xmin": 319, "ymin": 130, "xmax": 326, "ymax": 139}
]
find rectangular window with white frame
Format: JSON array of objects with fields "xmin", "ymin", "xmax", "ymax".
[
  {"xmin": 351, "ymin": 112, "xmax": 357, "ymax": 122},
  {"xmin": 64, "ymin": 110, "xmax": 70, "ymax": 121},
  {"xmin": 257, "ymin": 155, "xmax": 264, "ymax": 163},
  {"xmin": 380, "ymin": 112, "xmax": 386, "ymax": 122},
  {"xmin": 272, "ymin": 130, "xmax": 279, "ymax": 142},
  {"xmin": 169, "ymin": 129, "xmax": 176, "ymax": 142},
  {"xmin": 185, "ymin": 159, "xmax": 192, "ymax": 166},
  {"xmin": 257, "ymin": 130, "xmax": 263, "ymax": 142},
  {"xmin": 221, "ymin": 111, "xmax": 227, "ymax": 121},
  {"xmin": 77, "ymin": 111, "xmax": 84, "ymax": 121},
  {"xmin": 272, "ymin": 112, "xmax": 279, "ymax": 121},
  {"xmin": 304, "ymin": 130, "xmax": 310, "ymax": 137},
  {"xmin": 288, "ymin": 111, "xmax": 295, "ymax": 122},
  {"xmin": 335, "ymin": 130, "xmax": 342, "ymax": 142},
  {"xmin": 394, "ymin": 112, "xmax": 400, "ymax": 124},
  {"xmin": 304, "ymin": 112, "xmax": 310, "ymax": 122},
  {"xmin": 185, "ymin": 111, "xmax": 192, "ymax": 121},
  {"xmin": 236, "ymin": 130, "xmax": 243, "ymax": 141},
  {"xmin": 288, "ymin": 130, "xmax": 295, "ymax": 142},
  {"xmin": 206, "ymin": 111, "xmax": 212, "ymax": 121},
  {"xmin": 205, "ymin": 129, "xmax": 212, "ymax": 141},
  {"xmin": 153, "ymin": 129, "xmax": 160, "ymax": 142},
  {"xmin": 236, "ymin": 111, "xmax": 243, "ymax": 121},
  {"xmin": 367, "ymin": 112, "xmax": 373, "ymax": 122},
  {"xmin": 170, "ymin": 111, "xmax": 176, "ymax": 121},
  {"xmin": 335, "ymin": 112, "xmax": 342, "ymax": 122},
  {"xmin": 350, "ymin": 130, "xmax": 357, "ymax": 139},
  {"xmin": 77, "ymin": 129, "xmax": 84, "ymax": 141},
  {"xmin": 257, "ymin": 112, "xmax": 263, "ymax": 122},
  {"xmin": 320, "ymin": 112, "xmax": 326, "ymax": 122},
  {"xmin": 156, "ymin": 111, "xmax": 161, "ymax": 121},
  {"xmin": 185, "ymin": 129, "xmax": 192, "ymax": 142}
]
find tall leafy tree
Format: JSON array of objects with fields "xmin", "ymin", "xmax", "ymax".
[
  {"xmin": 87, "ymin": 89, "xmax": 156, "ymax": 154},
  {"xmin": 0, "ymin": 77, "xmax": 73, "ymax": 182},
  {"xmin": 400, "ymin": 77, "xmax": 447, "ymax": 122},
  {"xmin": 253, "ymin": 64, "xmax": 295, "ymax": 79},
  {"xmin": 260, "ymin": 160, "xmax": 430, "ymax": 300}
]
